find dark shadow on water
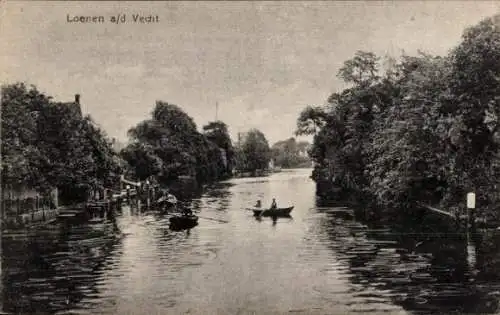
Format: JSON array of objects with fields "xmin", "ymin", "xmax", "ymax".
[
  {"xmin": 315, "ymin": 195, "xmax": 500, "ymax": 314},
  {"xmin": 203, "ymin": 182, "xmax": 234, "ymax": 199},
  {"xmin": 186, "ymin": 182, "xmax": 233, "ymax": 213},
  {"xmin": 1, "ymin": 217, "xmax": 123, "ymax": 314},
  {"xmin": 252, "ymin": 214, "xmax": 293, "ymax": 223},
  {"xmin": 169, "ymin": 223, "xmax": 198, "ymax": 232}
]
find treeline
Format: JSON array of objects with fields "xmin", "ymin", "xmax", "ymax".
[
  {"xmin": 1, "ymin": 83, "xmax": 122, "ymax": 204},
  {"xmin": 1, "ymin": 84, "xmax": 278, "ymax": 205},
  {"xmin": 271, "ymin": 138, "xmax": 311, "ymax": 169},
  {"xmin": 121, "ymin": 101, "xmax": 235, "ymax": 184},
  {"xmin": 297, "ymin": 15, "xmax": 500, "ymax": 217}
]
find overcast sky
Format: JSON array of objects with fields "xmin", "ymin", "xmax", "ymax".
[{"xmin": 2, "ymin": 1, "xmax": 499, "ymax": 144}]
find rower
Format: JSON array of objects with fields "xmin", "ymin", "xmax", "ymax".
[
  {"xmin": 182, "ymin": 207, "xmax": 193, "ymax": 216},
  {"xmin": 255, "ymin": 200, "xmax": 262, "ymax": 208},
  {"xmin": 270, "ymin": 198, "xmax": 277, "ymax": 209}
]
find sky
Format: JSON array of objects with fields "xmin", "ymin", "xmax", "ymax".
[{"xmin": 1, "ymin": 1, "xmax": 499, "ymax": 145}]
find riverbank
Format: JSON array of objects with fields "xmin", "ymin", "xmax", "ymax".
[
  {"xmin": 314, "ymin": 173, "xmax": 500, "ymax": 233},
  {"xmin": 3, "ymin": 208, "xmax": 59, "ymax": 229}
]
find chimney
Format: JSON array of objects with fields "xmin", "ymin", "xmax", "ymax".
[{"xmin": 74, "ymin": 94, "xmax": 82, "ymax": 117}]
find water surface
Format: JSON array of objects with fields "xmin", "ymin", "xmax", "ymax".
[{"xmin": 3, "ymin": 169, "xmax": 500, "ymax": 314}]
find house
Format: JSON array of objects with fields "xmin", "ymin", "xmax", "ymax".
[{"xmin": 297, "ymin": 144, "xmax": 311, "ymax": 158}]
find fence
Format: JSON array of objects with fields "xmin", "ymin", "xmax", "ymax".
[
  {"xmin": 1, "ymin": 187, "xmax": 58, "ymax": 219},
  {"xmin": 3, "ymin": 195, "xmax": 56, "ymax": 217}
]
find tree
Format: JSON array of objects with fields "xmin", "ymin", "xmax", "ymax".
[
  {"xmin": 337, "ymin": 50, "xmax": 380, "ymax": 86},
  {"xmin": 203, "ymin": 120, "xmax": 234, "ymax": 174},
  {"xmin": 1, "ymin": 83, "xmax": 123, "ymax": 203},
  {"xmin": 303, "ymin": 14, "xmax": 500, "ymax": 218},
  {"xmin": 295, "ymin": 106, "xmax": 330, "ymax": 136},
  {"xmin": 236, "ymin": 129, "xmax": 271, "ymax": 173},
  {"xmin": 120, "ymin": 142, "xmax": 163, "ymax": 181},
  {"xmin": 1, "ymin": 83, "xmax": 50, "ymax": 191},
  {"xmin": 123, "ymin": 101, "xmax": 228, "ymax": 184}
]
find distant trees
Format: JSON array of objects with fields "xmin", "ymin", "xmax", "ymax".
[
  {"xmin": 300, "ymin": 14, "xmax": 500, "ymax": 216},
  {"xmin": 234, "ymin": 129, "xmax": 271, "ymax": 173},
  {"xmin": 122, "ymin": 101, "xmax": 232, "ymax": 184},
  {"xmin": 271, "ymin": 138, "xmax": 311, "ymax": 168},
  {"xmin": 1, "ymin": 83, "xmax": 122, "ymax": 203}
]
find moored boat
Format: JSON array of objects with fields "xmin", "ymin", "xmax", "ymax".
[
  {"xmin": 169, "ymin": 214, "xmax": 198, "ymax": 230},
  {"xmin": 250, "ymin": 206, "xmax": 294, "ymax": 217}
]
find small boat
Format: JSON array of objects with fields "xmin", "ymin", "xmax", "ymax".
[
  {"xmin": 169, "ymin": 214, "xmax": 198, "ymax": 230},
  {"xmin": 249, "ymin": 206, "xmax": 294, "ymax": 217}
]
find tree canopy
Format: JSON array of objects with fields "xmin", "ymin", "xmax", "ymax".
[
  {"xmin": 302, "ymin": 14, "xmax": 500, "ymax": 216},
  {"xmin": 122, "ymin": 101, "xmax": 231, "ymax": 184},
  {"xmin": 234, "ymin": 129, "xmax": 271, "ymax": 173},
  {"xmin": 1, "ymin": 83, "xmax": 122, "ymax": 203},
  {"xmin": 203, "ymin": 120, "xmax": 234, "ymax": 174}
]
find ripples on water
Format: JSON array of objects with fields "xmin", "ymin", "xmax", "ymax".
[{"xmin": 3, "ymin": 169, "xmax": 500, "ymax": 314}]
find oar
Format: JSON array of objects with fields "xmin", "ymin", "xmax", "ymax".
[{"xmin": 197, "ymin": 216, "xmax": 229, "ymax": 223}]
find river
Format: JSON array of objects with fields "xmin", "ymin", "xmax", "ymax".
[{"xmin": 3, "ymin": 168, "xmax": 500, "ymax": 314}]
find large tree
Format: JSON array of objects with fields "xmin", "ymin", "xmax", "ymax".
[
  {"xmin": 235, "ymin": 129, "xmax": 271, "ymax": 173},
  {"xmin": 123, "ymin": 101, "xmax": 228, "ymax": 184},
  {"xmin": 203, "ymin": 120, "xmax": 234, "ymax": 175},
  {"xmin": 1, "ymin": 83, "xmax": 122, "ymax": 203},
  {"xmin": 301, "ymin": 14, "xmax": 500, "ymax": 218}
]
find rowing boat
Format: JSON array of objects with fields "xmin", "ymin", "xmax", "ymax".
[
  {"xmin": 169, "ymin": 214, "xmax": 198, "ymax": 230},
  {"xmin": 249, "ymin": 206, "xmax": 294, "ymax": 217}
]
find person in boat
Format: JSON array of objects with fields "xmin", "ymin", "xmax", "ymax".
[
  {"xmin": 255, "ymin": 200, "xmax": 262, "ymax": 208},
  {"xmin": 182, "ymin": 207, "xmax": 193, "ymax": 216},
  {"xmin": 270, "ymin": 198, "xmax": 277, "ymax": 210}
]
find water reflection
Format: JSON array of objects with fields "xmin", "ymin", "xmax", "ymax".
[
  {"xmin": 315, "ymin": 197, "xmax": 500, "ymax": 314},
  {"xmin": 5, "ymin": 169, "xmax": 500, "ymax": 314},
  {"xmin": 2, "ymin": 219, "xmax": 122, "ymax": 314}
]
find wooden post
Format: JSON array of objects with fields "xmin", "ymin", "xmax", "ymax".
[
  {"xmin": 467, "ymin": 192, "xmax": 476, "ymax": 229},
  {"xmin": 53, "ymin": 187, "xmax": 59, "ymax": 209},
  {"xmin": 32, "ymin": 197, "xmax": 35, "ymax": 221},
  {"xmin": 1, "ymin": 186, "xmax": 4, "ymax": 222},
  {"xmin": 126, "ymin": 185, "xmax": 131, "ymax": 205},
  {"xmin": 465, "ymin": 192, "xmax": 476, "ymax": 270},
  {"xmin": 42, "ymin": 196, "xmax": 46, "ymax": 221},
  {"xmin": 146, "ymin": 180, "xmax": 150, "ymax": 210}
]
